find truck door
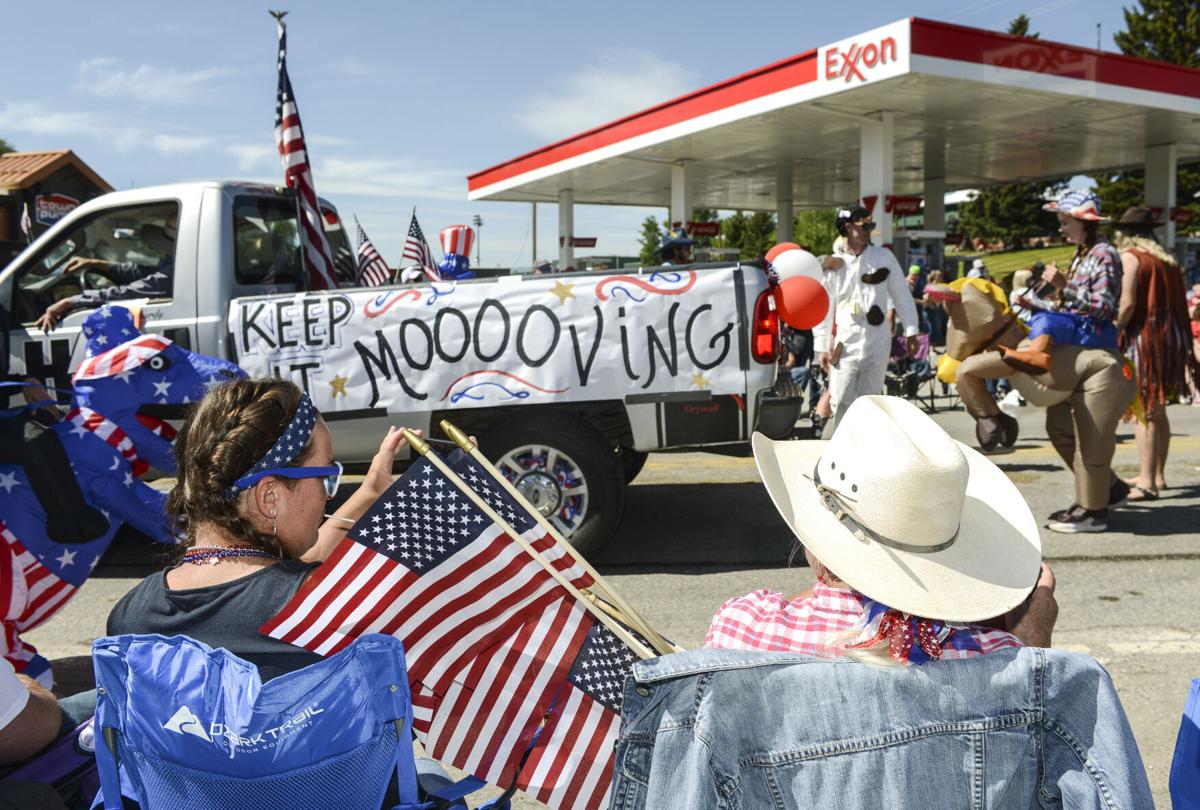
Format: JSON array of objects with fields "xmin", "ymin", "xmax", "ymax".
[{"xmin": 5, "ymin": 199, "xmax": 196, "ymax": 399}]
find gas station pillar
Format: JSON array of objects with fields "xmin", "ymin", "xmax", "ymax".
[
  {"xmin": 558, "ymin": 188, "xmax": 575, "ymax": 270},
  {"xmin": 1145, "ymin": 143, "xmax": 1177, "ymax": 248},
  {"xmin": 670, "ymin": 162, "xmax": 692, "ymax": 229},
  {"xmin": 777, "ymin": 165, "xmax": 794, "ymax": 244},
  {"xmin": 860, "ymin": 112, "xmax": 894, "ymax": 245}
]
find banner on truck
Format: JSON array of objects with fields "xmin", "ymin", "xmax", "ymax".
[{"xmin": 228, "ymin": 268, "xmax": 746, "ymax": 414}]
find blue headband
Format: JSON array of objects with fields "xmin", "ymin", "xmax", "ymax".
[{"xmin": 225, "ymin": 391, "xmax": 317, "ymax": 497}]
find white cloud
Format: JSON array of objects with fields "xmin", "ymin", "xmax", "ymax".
[
  {"xmin": 513, "ymin": 51, "xmax": 696, "ymax": 141},
  {"xmin": 76, "ymin": 57, "xmax": 233, "ymax": 105},
  {"xmin": 0, "ymin": 101, "xmax": 211, "ymax": 156},
  {"xmin": 311, "ymin": 155, "xmax": 467, "ymax": 201},
  {"xmin": 226, "ymin": 141, "xmax": 276, "ymax": 172}
]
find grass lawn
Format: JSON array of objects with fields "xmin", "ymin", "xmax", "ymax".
[{"xmin": 951, "ymin": 245, "xmax": 1076, "ymax": 282}]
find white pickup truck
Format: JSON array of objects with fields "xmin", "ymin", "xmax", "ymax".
[{"xmin": 1, "ymin": 181, "xmax": 799, "ymax": 554}]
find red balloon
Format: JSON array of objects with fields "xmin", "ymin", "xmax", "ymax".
[{"xmin": 775, "ymin": 275, "xmax": 828, "ymax": 329}]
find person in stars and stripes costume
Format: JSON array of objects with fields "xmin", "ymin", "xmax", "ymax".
[{"xmin": 0, "ymin": 306, "xmax": 245, "ymax": 686}]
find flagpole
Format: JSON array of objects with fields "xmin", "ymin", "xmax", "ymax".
[
  {"xmin": 402, "ymin": 429, "xmax": 657, "ymax": 660},
  {"xmin": 438, "ymin": 419, "xmax": 681, "ymax": 656}
]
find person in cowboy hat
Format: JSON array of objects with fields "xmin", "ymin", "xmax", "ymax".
[
  {"xmin": 1113, "ymin": 205, "xmax": 1200, "ymax": 501},
  {"xmin": 706, "ymin": 395, "xmax": 1057, "ymax": 663},
  {"xmin": 812, "ymin": 207, "xmax": 922, "ymax": 437},
  {"xmin": 656, "ymin": 227, "xmax": 696, "ymax": 266}
]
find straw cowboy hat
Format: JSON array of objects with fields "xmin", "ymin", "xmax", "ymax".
[{"xmin": 752, "ymin": 396, "xmax": 1042, "ymax": 622}]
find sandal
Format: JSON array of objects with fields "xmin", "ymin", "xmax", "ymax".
[{"xmin": 1127, "ymin": 485, "xmax": 1158, "ymax": 502}]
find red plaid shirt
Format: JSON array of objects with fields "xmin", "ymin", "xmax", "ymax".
[{"xmin": 705, "ymin": 584, "xmax": 1022, "ymax": 662}]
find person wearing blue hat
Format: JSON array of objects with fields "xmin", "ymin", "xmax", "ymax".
[{"xmin": 656, "ymin": 227, "xmax": 697, "ymax": 266}]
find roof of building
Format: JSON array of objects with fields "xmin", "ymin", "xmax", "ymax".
[
  {"xmin": 467, "ymin": 18, "xmax": 1200, "ymax": 210},
  {"xmin": 0, "ymin": 150, "xmax": 113, "ymax": 193}
]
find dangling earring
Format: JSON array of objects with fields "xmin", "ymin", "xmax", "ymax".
[{"xmin": 271, "ymin": 515, "xmax": 278, "ymax": 537}]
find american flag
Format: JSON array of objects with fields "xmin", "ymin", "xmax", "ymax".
[
  {"xmin": 402, "ymin": 210, "xmax": 440, "ymax": 281},
  {"xmin": 19, "ymin": 203, "xmax": 32, "ymax": 244},
  {"xmin": 354, "ymin": 216, "xmax": 392, "ymax": 287},
  {"xmin": 514, "ymin": 621, "xmax": 640, "ymax": 810},
  {"xmin": 0, "ymin": 521, "xmax": 78, "ymax": 677},
  {"xmin": 273, "ymin": 14, "xmax": 338, "ymax": 291},
  {"xmin": 261, "ymin": 452, "xmax": 592, "ymax": 692}
]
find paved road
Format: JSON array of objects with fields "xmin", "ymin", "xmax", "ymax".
[{"xmin": 26, "ymin": 401, "xmax": 1200, "ymax": 807}]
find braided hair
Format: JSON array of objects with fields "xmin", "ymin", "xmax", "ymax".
[{"xmin": 167, "ymin": 377, "xmax": 314, "ymax": 560}]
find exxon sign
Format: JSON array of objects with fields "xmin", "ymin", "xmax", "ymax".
[{"xmin": 820, "ymin": 21, "xmax": 910, "ymax": 86}]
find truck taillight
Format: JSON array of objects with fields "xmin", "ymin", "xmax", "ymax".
[{"xmin": 751, "ymin": 290, "xmax": 779, "ymax": 364}]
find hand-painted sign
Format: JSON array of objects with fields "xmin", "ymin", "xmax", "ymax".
[
  {"xmin": 34, "ymin": 193, "xmax": 80, "ymax": 226},
  {"xmin": 229, "ymin": 268, "xmax": 743, "ymax": 413}
]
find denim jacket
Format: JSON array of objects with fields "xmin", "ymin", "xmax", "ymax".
[{"xmin": 609, "ymin": 647, "xmax": 1152, "ymax": 809}]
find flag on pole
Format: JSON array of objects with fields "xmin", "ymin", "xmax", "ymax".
[
  {"xmin": 402, "ymin": 210, "xmax": 441, "ymax": 281},
  {"xmin": 353, "ymin": 216, "xmax": 392, "ymax": 287},
  {"xmin": 261, "ymin": 453, "xmax": 593, "ymax": 693},
  {"xmin": 514, "ymin": 621, "xmax": 640, "ymax": 810},
  {"xmin": 272, "ymin": 13, "xmax": 338, "ymax": 291},
  {"xmin": 19, "ymin": 203, "xmax": 33, "ymax": 244}
]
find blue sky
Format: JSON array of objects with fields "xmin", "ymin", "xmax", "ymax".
[{"xmin": 4, "ymin": 1, "xmax": 1127, "ymax": 267}]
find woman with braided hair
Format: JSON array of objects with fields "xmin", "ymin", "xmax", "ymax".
[
  {"xmin": 107, "ymin": 378, "xmax": 408, "ymax": 680},
  {"xmin": 1114, "ymin": 206, "xmax": 1200, "ymax": 500}
]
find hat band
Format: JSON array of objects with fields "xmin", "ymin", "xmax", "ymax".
[{"xmin": 812, "ymin": 464, "xmax": 959, "ymax": 554}]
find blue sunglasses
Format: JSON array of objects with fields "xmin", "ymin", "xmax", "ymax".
[{"xmin": 233, "ymin": 461, "xmax": 343, "ymax": 498}]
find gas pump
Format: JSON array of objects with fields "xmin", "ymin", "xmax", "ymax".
[{"xmin": 891, "ymin": 230, "xmax": 946, "ymax": 272}]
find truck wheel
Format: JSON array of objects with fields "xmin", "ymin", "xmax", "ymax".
[
  {"xmin": 482, "ymin": 415, "xmax": 624, "ymax": 558},
  {"xmin": 616, "ymin": 447, "xmax": 649, "ymax": 484}
]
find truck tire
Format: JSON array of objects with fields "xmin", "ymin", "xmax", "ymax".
[
  {"xmin": 616, "ymin": 447, "xmax": 649, "ymax": 485},
  {"xmin": 482, "ymin": 414, "xmax": 624, "ymax": 558}
]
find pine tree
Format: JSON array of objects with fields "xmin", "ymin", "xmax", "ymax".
[
  {"xmin": 792, "ymin": 209, "xmax": 839, "ymax": 254},
  {"xmin": 957, "ymin": 181, "xmax": 1065, "ymax": 249},
  {"xmin": 639, "ymin": 215, "xmax": 665, "ymax": 265},
  {"xmin": 1007, "ymin": 14, "xmax": 1039, "ymax": 38},
  {"xmin": 1114, "ymin": 0, "xmax": 1200, "ymax": 67}
]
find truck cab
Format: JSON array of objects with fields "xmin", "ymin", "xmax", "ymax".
[{"xmin": 0, "ymin": 181, "xmax": 352, "ymax": 393}]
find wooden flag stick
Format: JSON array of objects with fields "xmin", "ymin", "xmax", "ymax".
[
  {"xmin": 439, "ymin": 419, "xmax": 681, "ymax": 656},
  {"xmin": 402, "ymin": 429, "xmax": 656, "ymax": 661}
]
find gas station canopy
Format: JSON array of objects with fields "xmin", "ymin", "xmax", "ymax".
[{"xmin": 468, "ymin": 17, "xmax": 1200, "ymax": 250}]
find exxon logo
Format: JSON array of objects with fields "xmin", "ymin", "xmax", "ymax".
[{"xmin": 824, "ymin": 37, "xmax": 898, "ymax": 83}]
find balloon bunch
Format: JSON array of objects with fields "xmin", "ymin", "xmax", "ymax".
[{"xmin": 765, "ymin": 243, "xmax": 829, "ymax": 329}]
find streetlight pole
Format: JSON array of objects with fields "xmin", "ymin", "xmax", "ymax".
[{"xmin": 472, "ymin": 214, "xmax": 482, "ymax": 267}]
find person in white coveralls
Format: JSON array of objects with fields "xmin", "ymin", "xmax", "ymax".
[{"xmin": 813, "ymin": 206, "xmax": 921, "ymax": 434}]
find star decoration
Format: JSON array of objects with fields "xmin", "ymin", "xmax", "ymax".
[
  {"xmin": 0, "ymin": 471, "xmax": 20, "ymax": 493},
  {"xmin": 55, "ymin": 549, "xmax": 77, "ymax": 568},
  {"xmin": 114, "ymin": 370, "xmax": 134, "ymax": 384},
  {"xmin": 549, "ymin": 280, "xmax": 575, "ymax": 305},
  {"xmin": 96, "ymin": 334, "xmax": 108, "ymax": 346},
  {"xmin": 691, "ymin": 372, "xmax": 710, "ymax": 389},
  {"xmin": 330, "ymin": 374, "xmax": 349, "ymax": 397},
  {"xmin": 70, "ymin": 421, "xmax": 89, "ymax": 439},
  {"xmin": 153, "ymin": 379, "xmax": 172, "ymax": 398}
]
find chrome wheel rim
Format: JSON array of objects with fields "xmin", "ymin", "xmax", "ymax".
[{"xmin": 496, "ymin": 444, "xmax": 588, "ymax": 536}]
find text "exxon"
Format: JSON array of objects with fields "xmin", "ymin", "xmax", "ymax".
[{"xmin": 824, "ymin": 37, "xmax": 898, "ymax": 82}]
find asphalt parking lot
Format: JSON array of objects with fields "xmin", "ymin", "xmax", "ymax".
[{"xmin": 27, "ymin": 401, "xmax": 1200, "ymax": 807}]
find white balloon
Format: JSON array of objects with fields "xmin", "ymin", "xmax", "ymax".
[{"xmin": 771, "ymin": 247, "xmax": 822, "ymax": 282}]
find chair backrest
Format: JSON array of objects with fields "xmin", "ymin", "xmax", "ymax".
[
  {"xmin": 91, "ymin": 633, "xmax": 420, "ymax": 810},
  {"xmin": 1172, "ymin": 677, "xmax": 1200, "ymax": 809},
  {"xmin": 612, "ymin": 646, "xmax": 1154, "ymax": 809}
]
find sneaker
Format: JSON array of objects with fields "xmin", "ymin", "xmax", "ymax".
[
  {"xmin": 999, "ymin": 388, "xmax": 1024, "ymax": 413},
  {"xmin": 1046, "ymin": 507, "xmax": 1108, "ymax": 534}
]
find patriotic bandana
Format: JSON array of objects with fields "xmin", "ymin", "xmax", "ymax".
[
  {"xmin": 224, "ymin": 392, "xmax": 317, "ymax": 497},
  {"xmin": 847, "ymin": 599, "xmax": 982, "ymax": 664}
]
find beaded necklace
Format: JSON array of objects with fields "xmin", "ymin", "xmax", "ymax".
[{"xmin": 181, "ymin": 545, "xmax": 279, "ymax": 566}]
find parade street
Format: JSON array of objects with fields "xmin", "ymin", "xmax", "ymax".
[{"xmin": 27, "ymin": 402, "xmax": 1200, "ymax": 807}]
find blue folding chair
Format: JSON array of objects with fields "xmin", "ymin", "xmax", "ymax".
[
  {"xmin": 1172, "ymin": 677, "xmax": 1200, "ymax": 809},
  {"xmin": 91, "ymin": 633, "xmax": 486, "ymax": 810}
]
